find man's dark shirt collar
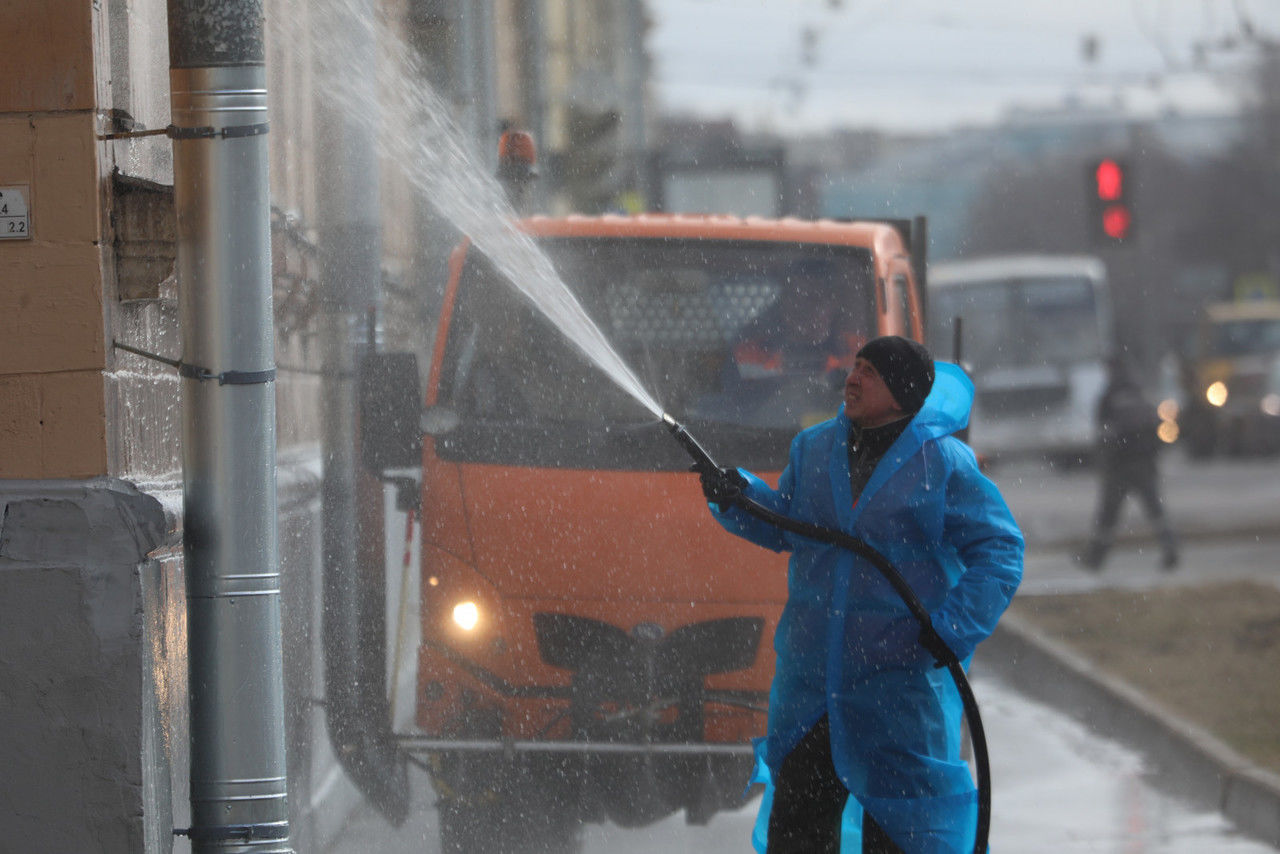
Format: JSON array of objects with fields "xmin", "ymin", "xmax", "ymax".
[{"xmin": 848, "ymin": 416, "xmax": 911, "ymax": 503}]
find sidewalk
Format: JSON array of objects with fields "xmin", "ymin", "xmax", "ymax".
[
  {"xmin": 988, "ymin": 446, "xmax": 1280, "ymax": 848},
  {"xmin": 985, "ymin": 536, "xmax": 1280, "ymax": 850}
]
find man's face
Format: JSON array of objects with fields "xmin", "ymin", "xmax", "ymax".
[{"xmin": 844, "ymin": 357, "xmax": 905, "ymax": 427}]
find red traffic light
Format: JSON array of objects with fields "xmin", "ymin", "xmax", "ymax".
[
  {"xmin": 1087, "ymin": 157, "xmax": 1134, "ymax": 245},
  {"xmin": 1101, "ymin": 203, "xmax": 1132, "ymax": 240},
  {"xmin": 1095, "ymin": 158, "xmax": 1124, "ymax": 201}
]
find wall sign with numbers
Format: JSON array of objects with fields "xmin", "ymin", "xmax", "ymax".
[{"xmin": 1, "ymin": 186, "xmax": 31, "ymax": 239}]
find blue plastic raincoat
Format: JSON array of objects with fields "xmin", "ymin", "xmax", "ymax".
[{"xmin": 711, "ymin": 362, "xmax": 1024, "ymax": 853}]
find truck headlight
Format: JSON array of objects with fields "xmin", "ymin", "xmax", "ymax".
[
  {"xmin": 1206, "ymin": 381, "xmax": 1228, "ymax": 407},
  {"xmin": 1262, "ymin": 394, "xmax": 1280, "ymax": 417},
  {"xmin": 452, "ymin": 601, "xmax": 480, "ymax": 631}
]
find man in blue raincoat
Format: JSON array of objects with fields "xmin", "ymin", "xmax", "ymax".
[{"xmin": 700, "ymin": 336, "xmax": 1023, "ymax": 853}]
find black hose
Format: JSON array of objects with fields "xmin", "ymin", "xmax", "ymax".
[{"xmin": 663, "ymin": 416, "xmax": 990, "ymax": 854}]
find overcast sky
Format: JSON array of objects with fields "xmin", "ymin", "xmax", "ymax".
[{"xmin": 646, "ymin": 0, "xmax": 1280, "ymax": 133}]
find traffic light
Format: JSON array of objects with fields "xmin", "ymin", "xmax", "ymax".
[{"xmin": 1087, "ymin": 157, "xmax": 1134, "ymax": 245}]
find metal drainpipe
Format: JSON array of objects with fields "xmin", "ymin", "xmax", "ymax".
[
  {"xmin": 315, "ymin": 0, "xmax": 409, "ymax": 824},
  {"xmin": 166, "ymin": 0, "xmax": 291, "ymax": 850}
]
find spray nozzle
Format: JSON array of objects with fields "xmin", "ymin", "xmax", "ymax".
[{"xmin": 662, "ymin": 413, "xmax": 722, "ymax": 477}]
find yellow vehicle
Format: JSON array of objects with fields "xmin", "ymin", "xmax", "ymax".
[{"xmin": 1179, "ymin": 300, "xmax": 1280, "ymax": 457}]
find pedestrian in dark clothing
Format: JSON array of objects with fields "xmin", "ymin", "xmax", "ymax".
[
  {"xmin": 699, "ymin": 335, "xmax": 1024, "ymax": 853},
  {"xmin": 1080, "ymin": 354, "xmax": 1179, "ymax": 571}
]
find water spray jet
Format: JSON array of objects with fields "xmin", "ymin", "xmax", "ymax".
[{"xmin": 287, "ymin": 4, "xmax": 665, "ymax": 422}]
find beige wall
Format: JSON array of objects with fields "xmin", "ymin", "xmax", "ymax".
[
  {"xmin": 2, "ymin": 0, "xmax": 96, "ymax": 112},
  {"xmin": 0, "ymin": 0, "xmax": 107, "ymax": 478}
]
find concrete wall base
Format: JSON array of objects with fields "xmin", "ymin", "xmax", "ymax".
[
  {"xmin": 0, "ymin": 465, "xmax": 366, "ymax": 853},
  {"xmin": 0, "ymin": 478, "xmax": 172, "ymax": 852}
]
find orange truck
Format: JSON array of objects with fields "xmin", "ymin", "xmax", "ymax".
[{"xmin": 367, "ymin": 213, "xmax": 928, "ymax": 852}]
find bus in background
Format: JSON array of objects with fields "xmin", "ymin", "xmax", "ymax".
[{"xmin": 927, "ymin": 255, "xmax": 1113, "ymax": 467}]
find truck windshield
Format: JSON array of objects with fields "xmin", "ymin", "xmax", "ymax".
[
  {"xmin": 1205, "ymin": 318, "xmax": 1280, "ymax": 357},
  {"xmin": 929, "ymin": 276, "xmax": 1102, "ymax": 371},
  {"xmin": 436, "ymin": 237, "xmax": 877, "ymax": 470}
]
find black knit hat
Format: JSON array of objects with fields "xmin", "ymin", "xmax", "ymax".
[{"xmin": 856, "ymin": 336, "xmax": 935, "ymax": 413}]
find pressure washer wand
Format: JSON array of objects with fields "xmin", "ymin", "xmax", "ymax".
[{"xmin": 662, "ymin": 412, "xmax": 722, "ymax": 477}]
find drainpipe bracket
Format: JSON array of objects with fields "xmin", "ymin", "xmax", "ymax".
[
  {"xmin": 177, "ymin": 363, "xmax": 277, "ymax": 385},
  {"xmin": 167, "ymin": 121, "xmax": 271, "ymax": 140},
  {"xmin": 173, "ymin": 820, "xmax": 290, "ymax": 843},
  {"xmin": 114, "ymin": 340, "xmax": 274, "ymax": 385},
  {"xmin": 97, "ymin": 123, "xmax": 271, "ymax": 142}
]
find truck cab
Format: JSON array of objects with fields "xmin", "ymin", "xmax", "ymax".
[{"xmin": 395, "ymin": 214, "xmax": 926, "ymax": 851}]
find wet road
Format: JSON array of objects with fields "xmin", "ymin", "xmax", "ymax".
[
  {"xmin": 326, "ymin": 664, "xmax": 1277, "ymax": 852},
  {"xmin": 576, "ymin": 674, "xmax": 1275, "ymax": 853},
  {"xmin": 988, "ymin": 448, "xmax": 1280, "ymax": 554}
]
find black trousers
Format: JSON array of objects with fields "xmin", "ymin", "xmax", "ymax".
[
  {"xmin": 1085, "ymin": 458, "xmax": 1177, "ymax": 566},
  {"xmin": 766, "ymin": 716, "xmax": 904, "ymax": 854}
]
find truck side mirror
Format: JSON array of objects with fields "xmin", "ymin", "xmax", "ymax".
[
  {"xmin": 419, "ymin": 405, "xmax": 460, "ymax": 437},
  {"xmin": 359, "ymin": 351, "xmax": 423, "ymax": 472}
]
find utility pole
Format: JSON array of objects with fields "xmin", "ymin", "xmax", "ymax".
[
  {"xmin": 314, "ymin": 0, "xmax": 409, "ymax": 822},
  {"xmin": 166, "ymin": 0, "xmax": 291, "ymax": 849}
]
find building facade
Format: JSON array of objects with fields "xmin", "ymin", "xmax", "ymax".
[{"xmin": 0, "ymin": 0, "xmax": 648, "ymax": 850}]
